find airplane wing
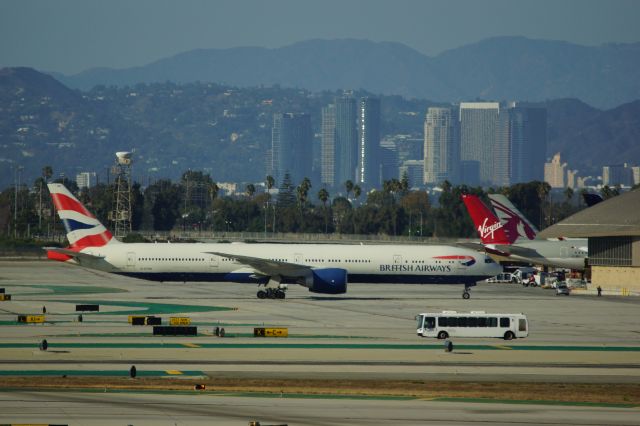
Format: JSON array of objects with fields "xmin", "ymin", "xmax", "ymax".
[
  {"xmin": 43, "ymin": 247, "xmax": 105, "ymax": 261},
  {"xmin": 492, "ymin": 244, "xmax": 539, "ymax": 258},
  {"xmin": 456, "ymin": 242, "xmax": 486, "ymax": 252},
  {"xmin": 204, "ymin": 251, "xmax": 312, "ymax": 278}
]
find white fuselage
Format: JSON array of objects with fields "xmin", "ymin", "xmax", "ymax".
[
  {"xmin": 70, "ymin": 242, "xmax": 501, "ymax": 285},
  {"xmin": 488, "ymin": 239, "xmax": 588, "ymax": 270}
]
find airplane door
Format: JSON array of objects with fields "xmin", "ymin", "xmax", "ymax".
[
  {"xmin": 393, "ymin": 255, "xmax": 402, "ymax": 264},
  {"xmin": 294, "ymin": 253, "xmax": 303, "ymax": 264},
  {"xmin": 210, "ymin": 255, "xmax": 219, "ymax": 268},
  {"xmin": 126, "ymin": 252, "xmax": 136, "ymax": 268}
]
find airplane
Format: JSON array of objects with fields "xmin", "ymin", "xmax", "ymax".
[
  {"xmin": 45, "ymin": 183, "xmax": 502, "ymax": 300},
  {"xmin": 461, "ymin": 194, "xmax": 587, "ymax": 270}
]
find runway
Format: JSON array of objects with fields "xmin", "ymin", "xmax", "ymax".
[
  {"xmin": 1, "ymin": 390, "xmax": 639, "ymax": 426},
  {"xmin": 0, "ymin": 260, "xmax": 639, "ymax": 424}
]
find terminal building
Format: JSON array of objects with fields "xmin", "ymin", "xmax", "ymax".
[{"xmin": 539, "ymin": 189, "xmax": 640, "ymax": 295}]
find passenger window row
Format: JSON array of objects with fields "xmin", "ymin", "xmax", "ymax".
[{"xmin": 438, "ymin": 317, "xmax": 510, "ymax": 328}]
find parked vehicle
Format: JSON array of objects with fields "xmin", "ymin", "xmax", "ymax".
[
  {"xmin": 487, "ymin": 272, "xmax": 513, "ymax": 283},
  {"xmin": 556, "ymin": 282, "xmax": 571, "ymax": 296}
]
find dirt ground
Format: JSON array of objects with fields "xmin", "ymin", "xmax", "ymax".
[{"xmin": 1, "ymin": 377, "xmax": 638, "ymax": 405}]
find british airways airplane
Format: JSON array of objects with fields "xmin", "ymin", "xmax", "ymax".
[{"xmin": 45, "ymin": 184, "xmax": 501, "ymax": 299}]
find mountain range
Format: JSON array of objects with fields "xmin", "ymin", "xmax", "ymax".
[
  {"xmin": 1, "ymin": 65, "xmax": 639, "ymax": 191},
  {"xmin": 50, "ymin": 37, "xmax": 640, "ymax": 109}
]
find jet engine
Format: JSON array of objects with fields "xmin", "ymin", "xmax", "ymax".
[{"xmin": 301, "ymin": 268, "xmax": 348, "ymax": 294}]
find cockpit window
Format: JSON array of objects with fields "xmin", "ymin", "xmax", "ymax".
[{"xmin": 484, "ymin": 257, "xmax": 495, "ymax": 264}]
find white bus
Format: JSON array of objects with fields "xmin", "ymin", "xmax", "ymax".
[{"xmin": 416, "ymin": 311, "xmax": 529, "ymax": 340}]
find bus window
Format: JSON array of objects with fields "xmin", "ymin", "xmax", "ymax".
[
  {"xmin": 416, "ymin": 315, "xmax": 424, "ymax": 329},
  {"xmin": 519, "ymin": 318, "xmax": 527, "ymax": 332},
  {"xmin": 468, "ymin": 317, "xmax": 478, "ymax": 327},
  {"xmin": 424, "ymin": 317, "xmax": 436, "ymax": 329},
  {"xmin": 488, "ymin": 317, "xmax": 497, "ymax": 327},
  {"xmin": 478, "ymin": 317, "xmax": 487, "ymax": 327},
  {"xmin": 448, "ymin": 317, "xmax": 458, "ymax": 327},
  {"xmin": 500, "ymin": 317, "xmax": 510, "ymax": 327},
  {"xmin": 458, "ymin": 317, "xmax": 468, "ymax": 327},
  {"xmin": 438, "ymin": 317, "xmax": 448, "ymax": 327}
]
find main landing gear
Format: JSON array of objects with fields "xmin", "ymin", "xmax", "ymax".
[{"xmin": 257, "ymin": 288, "xmax": 286, "ymax": 299}]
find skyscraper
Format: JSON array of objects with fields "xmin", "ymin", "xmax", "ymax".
[
  {"xmin": 320, "ymin": 104, "xmax": 337, "ymax": 187},
  {"xmin": 460, "ymin": 102, "xmax": 546, "ymax": 187},
  {"xmin": 459, "ymin": 102, "xmax": 500, "ymax": 185},
  {"xmin": 544, "ymin": 153, "xmax": 566, "ymax": 188},
  {"xmin": 496, "ymin": 105, "xmax": 547, "ymax": 186},
  {"xmin": 423, "ymin": 107, "xmax": 460, "ymax": 185},
  {"xmin": 270, "ymin": 112, "xmax": 312, "ymax": 185},
  {"xmin": 358, "ymin": 97, "xmax": 381, "ymax": 188},
  {"xmin": 335, "ymin": 96, "xmax": 358, "ymax": 187}
]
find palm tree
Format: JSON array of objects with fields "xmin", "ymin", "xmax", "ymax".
[
  {"xmin": 245, "ymin": 183, "xmax": 256, "ymax": 198},
  {"xmin": 318, "ymin": 188, "xmax": 330, "ymax": 233},
  {"xmin": 265, "ymin": 175, "xmax": 275, "ymax": 232},
  {"xmin": 208, "ymin": 182, "xmax": 219, "ymax": 231},
  {"xmin": 353, "ymin": 185, "xmax": 362, "ymax": 202},
  {"xmin": 352, "ymin": 185, "xmax": 362, "ymax": 233},
  {"xmin": 345, "ymin": 180, "xmax": 354, "ymax": 199}
]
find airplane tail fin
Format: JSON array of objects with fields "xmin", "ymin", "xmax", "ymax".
[
  {"xmin": 461, "ymin": 194, "xmax": 513, "ymax": 244},
  {"xmin": 47, "ymin": 183, "xmax": 119, "ymax": 250},
  {"xmin": 487, "ymin": 194, "xmax": 538, "ymax": 242},
  {"xmin": 582, "ymin": 192, "xmax": 604, "ymax": 207}
]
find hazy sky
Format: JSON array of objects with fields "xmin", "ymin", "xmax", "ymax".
[{"xmin": 1, "ymin": 0, "xmax": 639, "ymax": 75}]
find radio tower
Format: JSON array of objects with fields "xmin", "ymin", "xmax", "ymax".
[{"xmin": 110, "ymin": 151, "xmax": 132, "ymax": 238}]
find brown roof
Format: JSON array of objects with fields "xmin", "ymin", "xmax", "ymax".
[{"xmin": 538, "ymin": 188, "xmax": 640, "ymax": 238}]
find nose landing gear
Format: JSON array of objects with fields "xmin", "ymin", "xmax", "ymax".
[{"xmin": 462, "ymin": 283, "xmax": 473, "ymax": 299}]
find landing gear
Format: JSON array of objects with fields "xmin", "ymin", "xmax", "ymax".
[
  {"xmin": 256, "ymin": 287, "xmax": 286, "ymax": 300},
  {"xmin": 462, "ymin": 284, "xmax": 472, "ymax": 299}
]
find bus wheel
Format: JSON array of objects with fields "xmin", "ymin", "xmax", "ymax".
[
  {"xmin": 437, "ymin": 331, "xmax": 449, "ymax": 340},
  {"xmin": 504, "ymin": 331, "xmax": 515, "ymax": 341}
]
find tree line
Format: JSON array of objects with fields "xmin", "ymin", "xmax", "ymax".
[{"xmin": 1, "ymin": 166, "xmax": 613, "ymax": 242}]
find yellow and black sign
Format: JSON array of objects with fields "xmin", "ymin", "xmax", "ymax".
[
  {"xmin": 170, "ymin": 317, "xmax": 191, "ymax": 326},
  {"xmin": 0, "ymin": 294, "xmax": 12, "ymax": 301},
  {"xmin": 128, "ymin": 315, "xmax": 145, "ymax": 324},
  {"xmin": 17, "ymin": 315, "xmax": 45, "ymax": 323},
  {"xmin": 254, "ymin": 327, "xmax": 288, "ymax": 337}
]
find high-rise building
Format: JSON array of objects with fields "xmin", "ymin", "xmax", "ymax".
[
  {"xmin": 566, "ymin": 169, "xmax": 579, "ymax": 189},
  {"xmin": 357, "ymin": 97, "xmax": 381, "ymax": 188},
  {"xmin": 399, "ymin": 160, "xmax": 424, "ymax": 188},
  {"xmin": 270, "ymin": 113, "xmax": 312, "ymax": 185},
  {"xmin": 459, "ymin": 102, "xmax": 500, "ymax": 185},
  {"xmin": 320, "ymin": 104, "xmax": 337, "ymax": 186},
  {"xmin": 603, "ymin": 164, "xmax": 634, "ymax": 187},
  {"xmin": 76, "ymin": 172, "xmax": 97, "ymax": 189},
  {"xmin": 380, "ymin": 138, "xmax": 399, "ymax": 183},
  {"xmin": 495, "ymin": 105, "xmax": 547, "ymax": 186},
  {"xmin": 632, "ymin": 166, "xmax": 640, "ymax": 186},
  {"xmin": 460, "ymin": 102, "xmax": 546, "ymax": 187},
  {"xmin": 424, "ymin": 107, "xmax": 460, "ymax": 185},
  {"xmin": 335, "ymin": 96, "xmax": 358, "ymax": 187},
  {"xmin": 544, "ymin": 153, "xmax": 566, "ymax": 188}
]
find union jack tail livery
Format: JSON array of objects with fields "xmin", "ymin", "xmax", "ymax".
[
  {"xmin": 487, "ymin": 194, "xmax": 537, "ymax": 242},
  {"xmin": 48, "ymin": 183, "xmax": 118, "ymax": 256},
  {"xmin": 461, "ymin": 194, "xmax": 513, "ymax": 245}
]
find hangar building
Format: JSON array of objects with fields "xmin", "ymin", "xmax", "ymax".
[{"xmin": 538, "ymin": 189, "xmax": 640, "ymax": 295}]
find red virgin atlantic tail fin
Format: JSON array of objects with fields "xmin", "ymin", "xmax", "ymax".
[{"xmin": 461, "ymin": 194, "xmax": 513, "ymax": 245}]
